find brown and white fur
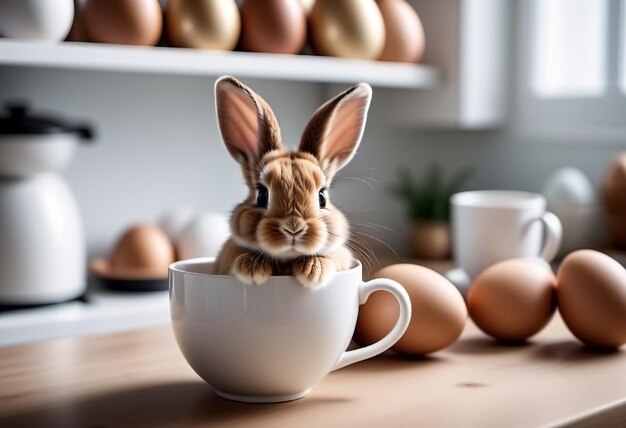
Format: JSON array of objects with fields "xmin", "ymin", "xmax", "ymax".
[{"xmin": 214, "ymin": 76, "xmax": 372, "ymax": 288}]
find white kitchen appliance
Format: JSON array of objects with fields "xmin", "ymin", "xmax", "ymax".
[{"xmin": 0, "ymin": 104, "xmax": 93, "ymax": 306}]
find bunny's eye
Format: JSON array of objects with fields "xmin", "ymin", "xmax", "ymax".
[
  {"xmin": 319, "ymin": 188, "xmax": 327, "ymax": 209},
  {"xmin": 256, "ymin": 185, "xmax": 269, "ymax": 208}
]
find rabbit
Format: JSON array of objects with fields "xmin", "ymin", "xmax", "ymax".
[{"xmin": 213, "ymin": 76, "xmax": 372, "ymax": 288}]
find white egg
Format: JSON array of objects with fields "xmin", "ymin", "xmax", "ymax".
[
  {"xmin": 176, "ymin": 212, "xmax": 230, "ymax": 260},
  {"xmin": 158, "ymin": 207, "xmax": 197, "ymax": 242},
  {"xmin": 542, "ymin": 168, "xmax": 600, "ymax": 257},
  {"xmin": 542, "ymin": 167, "xmax": 596, "ymax": 206}
]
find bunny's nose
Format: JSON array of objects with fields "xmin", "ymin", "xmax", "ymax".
[{"xmin": 282, "ymin": 217, "xmax": 307, "ymax": 237}]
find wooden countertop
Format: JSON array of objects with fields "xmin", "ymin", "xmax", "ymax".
[{"xmin": 1, "ymin": 313, "xmax": 625, "ymax": 428}]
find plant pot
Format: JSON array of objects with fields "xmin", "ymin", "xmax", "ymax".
[{"xmin": 410, "ymin": 221, "xmax": 450, "ymax": 260}]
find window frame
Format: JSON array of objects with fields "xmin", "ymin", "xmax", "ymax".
[{"xmin": 514, "ymin": 0, "xmax": 626, "ymax": 143}]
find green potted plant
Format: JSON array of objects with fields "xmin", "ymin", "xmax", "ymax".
[{"xmin": 390, "ymin": 164, "xmax": 473, "ymax": 259}]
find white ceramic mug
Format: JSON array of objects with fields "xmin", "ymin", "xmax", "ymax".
[
  {"xmin": 169, "ymin": 258, "xmax": 411, "ymax": 403},
  {"xmin": 451, "ymin": 191, "xmax": 562, "ymax": 279}
]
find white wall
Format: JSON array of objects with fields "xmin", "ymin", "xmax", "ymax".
[{"xmin": 1, "ymin": 65, "xmax": 624, "ymax": 261}]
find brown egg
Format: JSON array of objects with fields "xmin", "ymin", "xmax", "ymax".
[
  {"xmin": 309, "ymin": 0, "xmax": 386, "ymax": 60},
  {"xmin": 66, "ymin": 4, "xmax": 87, "ymax": 42},
  {"xmin": 602, "ymin": 153, "xmax": 626, "ymax": 248},
  {"xmin": 166, "ymin": 0, "xmax": 240, "ymax": 51},
  {"xmin": 82, "ymin": 0, "xmax": 163, "ymax": 46},
  {"xmin": 468, "ymin": 259, "xmax": 557, "ymax": 342},
  {"xmin": 240, "ymin": 0, "xmax": 306, "ymax": 54},
  {"xmin": 557, "ymin": 250, "xmax": 626, "ymax": 349},
  {"xmin": 355, "ymin": 264, "xmax": 467, "ymax": 355},
  {"xmin": 108, "ymin": 224, "xmax": 176, "ymax": 278},
  {"xmin": 603, "ymin": 153, "xmax": 626, "ymax": 199},
  {"xmin": 377, "ymin": 0, "xmax": 425, "ymax": 63}
]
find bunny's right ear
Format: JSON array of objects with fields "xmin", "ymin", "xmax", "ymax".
[{"xmin": 215, "ymin": 76, "xmax": 283, "ymax": 165}]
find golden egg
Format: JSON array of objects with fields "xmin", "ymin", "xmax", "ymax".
[
  {"xmin": 82, "ymin": 0, "xmax": 163, "ymax": 46},
  {"xmin": 355, "ymin": 264, "xmax": 467, "ymax": 355},
  {"xmin": 467, "ymin": 259, "xmax": 557, "ymax": 342},
  {"xmin": 377, "ymin": 0, "xmax": 425, "ymax": 63},
  {"xmin": 166, "ymin": 0, "xmax": 240, "ymax": 51},
  {"xmin": 309, "ymin": 0, "xmax": 386, "ymax": 60},
  {"xmin": 557, "ymin": 250, "xmax": 626, "ymax": 349},
  {"xmin": 240, "ymin": 0, "xmax": 307, "ymax": 54}
]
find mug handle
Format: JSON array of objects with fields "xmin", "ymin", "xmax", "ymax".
[
  {"xmin": 333, "ymin": 278, "xmax": 411, "ymax": 371},
  {"xmin": 537, "ymin": 211, "xmax": 563, "ymax": 262}
]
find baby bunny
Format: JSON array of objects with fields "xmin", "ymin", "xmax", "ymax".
[{"xmin": 214, "ymin": 76, "xmax": 372, "ymax": 288}]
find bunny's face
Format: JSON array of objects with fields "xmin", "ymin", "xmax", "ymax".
[{"xmin": 230, "ymin": 151, "xmax": 348, "ymax": 259}]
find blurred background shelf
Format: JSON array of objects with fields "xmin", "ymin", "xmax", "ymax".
[{"xmin": 0, "ymin": 40, "xmax": 440, "ymax": 89}]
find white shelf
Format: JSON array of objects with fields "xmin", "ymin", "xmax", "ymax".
[{"xmin": 0, "ymin": 40, "xmax": 440, "ymax": 89}]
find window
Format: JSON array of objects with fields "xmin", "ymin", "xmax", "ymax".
[
  {"xmin": 531, "ymin": 0, "xmax": 608, "ymax": 97},
  {"xmin": 517, "ymin": 0, "xmax": 626, "ymax": 140}
]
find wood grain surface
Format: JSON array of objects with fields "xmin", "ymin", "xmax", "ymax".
[{"xmin": 0, "ymin": 313, "xmax": 625, "ymax": 428}]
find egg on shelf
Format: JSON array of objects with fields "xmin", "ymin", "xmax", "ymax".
[
  {"xmin": 0, "ymin": 0, "xmax": 75, "ymax": 41},
  {"xmin": 376, "ymin": 0, "xmax": 425, "ymax": 63},
  {"xmin": 355, "ymin": 264, "xmax": 467, "ymax": 355},
  {"xmin": 166, "ymin": 0, "xmax": 240, "ymax": 51},
  {"xmin": 467, "ymin": 258, "xmax": 557, "ymax": 342},
  {"xmin": 239, "ymin": 0, "xmax": 307, "ymax": 55},
  {"xmin": 82, "ymin": 0, "xmax": 163, "ymax": 46},
  {"xmin": 309, "ymin": 0, "xmax": 386, "ymax": 60},
  {"xmin": 556, "ymin": 249, "xmax": 626, "ymax": 349},
  {"xmin": 542, "ymin": 167, "xmax": 600, "ymax": 258}
]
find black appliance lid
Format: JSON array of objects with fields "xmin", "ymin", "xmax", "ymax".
[{"xmin": 0, "ymin": 104, "xmax": 94, "ymax": 139}]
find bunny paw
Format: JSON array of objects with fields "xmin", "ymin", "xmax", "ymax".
[
  {"xmin": 233, "ymin": 253, "xmax": 272, "ymax": 285},
  {"xmin": 293, "ymin": 256, "xmax": 336, "ymax": 289}
]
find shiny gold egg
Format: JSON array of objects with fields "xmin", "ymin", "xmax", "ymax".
[
  {"xmin": 377, "ymin": 0, "xmax": 425, "ymax": 63},
  {"xmin": 309, "ymin": 0, "xmax": 386, "ymax": 60},
  {"xmin": 166, "ymin": 0, "xmax": 240, "ymax": 51}
]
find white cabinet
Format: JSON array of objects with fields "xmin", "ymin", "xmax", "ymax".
[{"xmin": 388, "ymin": 0, "xmax": 511, "ymax": 128}]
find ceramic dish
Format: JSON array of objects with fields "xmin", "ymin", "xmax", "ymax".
[{"xmin": 89, "ymin": 258, "xmax": 169, "ymax": 292}]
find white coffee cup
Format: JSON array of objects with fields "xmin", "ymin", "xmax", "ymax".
[
  {"xmin": 169, "ymin": 258, "xmax": 411, "ymax": 403},
  {"xmin": 451, "ymin": 191, "xmax": 562, "ymax": 279}
]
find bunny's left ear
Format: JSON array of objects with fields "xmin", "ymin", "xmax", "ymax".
[
  {"xmin": 298, "ymin": 83, "xmax": 372, "ymax": 177},
  {"xmin": 215, "ymin": 76, "xmax": 283, "ymax": 166}
]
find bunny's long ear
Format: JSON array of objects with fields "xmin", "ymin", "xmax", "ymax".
[
  {"xmin": 299, "ymin": 83, "xmax": 372, "ymax": 178},
  {"xmin": 215, "ymin": 76, "xmax": 283, "ymax": 165}
]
